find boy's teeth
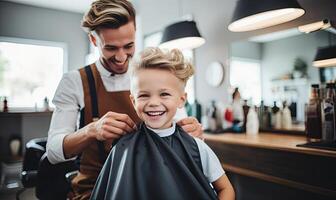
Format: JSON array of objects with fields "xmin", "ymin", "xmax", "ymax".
[{"xmin": 147, "ymin": 111, "xmax": 164, "ymax": 116}]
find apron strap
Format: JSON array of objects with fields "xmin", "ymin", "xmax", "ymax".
[{"xmin": 84, "ymin": 65, "xmax": 107, "ymax": 163}]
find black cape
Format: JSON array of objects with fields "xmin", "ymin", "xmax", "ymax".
[{"xmin": 90, "ymin": 122, "xmax": 218, "ymax": 200}]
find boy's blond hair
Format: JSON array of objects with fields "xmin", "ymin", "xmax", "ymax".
[
  {"xmin": 131, "ymin": 47, "xmax": 194, "ymax": 87},
  {"xmin": 81, "ymin": 0, "xmax": 136, "ymax": 32}
]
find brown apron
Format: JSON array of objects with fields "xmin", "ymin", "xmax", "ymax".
[{"xmin": 71, "ymin": 64, "xmax": 140, "ymax": 200}]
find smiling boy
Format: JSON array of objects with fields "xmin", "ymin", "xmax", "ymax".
[{"xmin": 90, "ymin": 47, "xmax": 235, "ymax": 200}]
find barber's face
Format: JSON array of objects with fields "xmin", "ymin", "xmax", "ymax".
[{"xmin": 90, "ymin": 22, "xmax": 135, "ymax": 74}]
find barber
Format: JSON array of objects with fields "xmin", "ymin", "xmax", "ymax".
[{"xmin": 46, "ymin": 0, "xmax": 203, "ymax": 199}]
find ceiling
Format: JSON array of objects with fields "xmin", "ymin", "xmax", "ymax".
[{"xmin": 3, "ymin": 0, "xmax": 94, "ymax": 13}]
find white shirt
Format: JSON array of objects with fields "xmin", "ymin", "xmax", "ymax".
[
  {"xmin": 46, "ymin": 60, "xmax": 132, "ymax": 164},
  {"xmin": 109, "ymin": 122, "xmax": 224, "ymax": 197}
]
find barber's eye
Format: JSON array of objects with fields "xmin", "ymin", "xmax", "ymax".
[
  {"xmin": 125, "ymin": 45, "xmax": 133, "ymax": 49},
  {"xmin": 105, "ymin": 47, "xmax": 117, "ymax": 51}
]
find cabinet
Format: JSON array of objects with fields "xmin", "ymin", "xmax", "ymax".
[{"xmin": 0, "ymin": 111, "xmax": 52, "ymax": 162}]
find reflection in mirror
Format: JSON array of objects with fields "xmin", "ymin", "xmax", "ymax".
[{"xmin": 230, "ymin": 28, "xmax": 336, "ymax": 132}]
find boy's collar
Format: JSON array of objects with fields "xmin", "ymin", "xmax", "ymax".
[{"xmin": 147, "ymin": 121, "xmax": 176, "ymax": 137}]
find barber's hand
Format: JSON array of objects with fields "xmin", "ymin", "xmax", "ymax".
[
  {"xmin": 88, "ymin": 111, "xmax": 136, "ymax": 141},
  {"xmin": 177, "ymin": 117, "xmax": 203, "ymax": 139}
]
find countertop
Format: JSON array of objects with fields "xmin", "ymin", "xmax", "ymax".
[{"xmin": 204, "ymin": 132, "xmax": 336, "ymax": 158}]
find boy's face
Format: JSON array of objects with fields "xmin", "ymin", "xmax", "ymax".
[{"xmin": 130, "ymin": 69, "xmax": 186, "ymax": 129}]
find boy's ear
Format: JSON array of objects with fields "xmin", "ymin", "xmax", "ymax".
[
  {"xmin": 129, "ymin": 94, "xmax": 135, "ymax": 108},
  {"xmin": 89, "ymin": 33, "xmax": 97, "ymax": 47},
  {"xmin": 178, "ymin": 92, "xmax": 187, "ymax": 109}
]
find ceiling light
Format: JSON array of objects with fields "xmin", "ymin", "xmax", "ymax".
[
  {"xmin": 160, "ymin": 20, "xmax": 205, "ymax": 50},
  {"xmin": 298, "ymin": 19, "xmax": 331, "ymax": 33},
  {"xmin": 228, "ymin": 0, "xmax": 305, "ymax": 32},
  {"xmin": 313, "ymin": 46, "xmax": 336, "ymax": 68}
]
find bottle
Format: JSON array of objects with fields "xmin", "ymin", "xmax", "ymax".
[
  {"xmin": 321, "ymin": 83, "xmax": 335, "ymax": 141},
  {"xmin": 208, "ymin": 100, "xmax": 217, "ymax": 132},
  {"xmin": 184, "ymin": 100, "xmax": 193, "ymax": 116},
  {"xmin": 246, "ymin": 106, "xmax": 259, "ymax": 135},
  {"xmin": 282, "ymin": 101, "xmax": 292, "ymax": 129},
  {"xmin": 271, "ymin": 101, "xmax": 281, "ymax": 129},
  {"xmin": 43, "ymin": 97, "xmax": 50, "ymax": 111},
  {"xmin": 3, "ymin": 97, "xmax": 8, "ymax": 112},
  {"xmin": 192, "ymin": 99, "xmax": 202, "ymax": 123},
  {"xmin": 258, "ymin": 100, "xmax": 265, "ymax": 130},
  {"xmin": 306, "ymin": 84, "xmax": 322, "ymax": 140},
  {"xmin": 263, "ymin": 106, "xmax": 272, "ymax": 130},
  {"xmin": 242, "ymin": 100, "xmax": 249, "ymax": 131}
]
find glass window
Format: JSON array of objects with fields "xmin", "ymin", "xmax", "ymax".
[
  {"xmin": 143, "ymin": 32, "xmax": 195, "ymax": 103},
  {"xmin": 0, "ymin": 37, "xmax": 66, "ymax": 109},
  {"xmin": 230, "ymin": 57, "xmax": 261, "ymax": 105}
]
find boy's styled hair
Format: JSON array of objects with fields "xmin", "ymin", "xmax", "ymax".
[
  {"xmin": 81, "ymin": 0, "xmax": 136, "ymax": 32},
  {"xmin": 131, "ymin": 47, "xmax": 195, "ymax": 87}
]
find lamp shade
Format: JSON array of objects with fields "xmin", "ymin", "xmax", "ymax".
[
  {"xmin": 160, "ymin": 20, "xmax": 205, "ymax": 50},
  {"xmin": 228, "ymin": 0, "xmax": 305, "ymax": 32},
  {"xmin": 313, "ymin": 46, "xmax": 336, "ymax": 68}
]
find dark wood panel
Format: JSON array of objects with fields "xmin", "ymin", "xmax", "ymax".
[
  {"xmin": 206, "ymin": 140, "xmax": 336, "ymax": 197},
  {"xmin": 227, "ymin": 172, "xmax": 333, "ymax": 200}
]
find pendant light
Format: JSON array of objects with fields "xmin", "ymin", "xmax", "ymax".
[
  {"xmin": 159, "ymin": 0, "xmax": 205, "ymax": 50},
  {"xmin": 228, "ymin": 0, "xmax": 305, "ymax": 32},
  {"xmin": 160, "ymin": 20, "xmax": 205, "ymax": 50},
  {"xmin": 313, "ymin": 29, "xmax": 336, "ymax": 68},
  {"xmin": 313, "ymin": 46, "xmax": 336, "ymax": 68}
]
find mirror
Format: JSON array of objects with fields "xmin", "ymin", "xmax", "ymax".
[
  {"xmin": 229, "ymin": 28, "xmax": 336, "ymax": 132},
  {"xmin": 206, "ymin": 62, "xmax": 225, "ymax": 87}
]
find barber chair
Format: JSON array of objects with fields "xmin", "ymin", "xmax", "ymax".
[
  {"xmin": 17, "ymin": 137, "xmax": 78, "ymax": 200},
  {"xmin": 16, "ymin": 137, "xmax": 47, "ymax": 199}
]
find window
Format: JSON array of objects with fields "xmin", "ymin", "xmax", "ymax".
[
  {"xmin": 143, "ymin": 32, "xmax": 195, "ymax": 103},
  {"xmin": 0, "ymin": 37, "xmax": 66, "ymax": 109},
  {"xmin": 230, "ymin": 57, "xmax": 261, "ymax": 105}
]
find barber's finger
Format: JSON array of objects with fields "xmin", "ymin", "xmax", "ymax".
[
  {"xmin": 177, "ymin": 117, "xmax": 197, "ymax": 126},
  {"xmin": 191, "ymin": 123, "xmax": 203, "ymax": 138},
  {"xmin": 103, "ymin": 125, "xmax": 127, "ymax": 137},
  {"xmin": 99, "ymin": 128, "xmax": 124, "ymax": 140},
  {"xmin": 105, "ymin": 119, "xmax": 134, "ymax": 133},
  {"xmin": 109, "ymin": 112, "xmax": 137, "ymax": 129},
  {"xmin": 180, "ymin": 124, "xmax": 196, "ymax": 134}
]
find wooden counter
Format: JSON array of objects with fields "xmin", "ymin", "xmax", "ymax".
[
  {"xmin": 204, "ymin": 132, "xmax": 336, "ymax": 200},
  {"xmin": 205, "ymin": 133, "xmax": 336, "ymax": 158}
]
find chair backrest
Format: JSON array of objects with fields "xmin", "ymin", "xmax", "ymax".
[
  {"xmin": 36, "ymin": 153, "xmax": 78, "ymax": 200},
  {"xmin": 21, "ymin": 137, "xmax": 47, "ymax": 188}
]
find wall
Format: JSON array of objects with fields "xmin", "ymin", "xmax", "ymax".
[
  {"xmin": 0, "ymin": 1, "xmax": 88, "ymax": 71},
  {"xmin": 261, "ymin": 31, "xmax": 332, "ymax": 105},
  {"xmin": 231, "ymin": 41, "xmax": 261, "ymax": 60},
  {"xmin": 137, "ymin": 0, "xmax": 336, "ymax": 107}
]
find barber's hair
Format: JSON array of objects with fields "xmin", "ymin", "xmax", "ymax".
[
  {"xmin": 131, "ymin": 47, "xmax": 194, "ymax": 87},
  {"xmin": 82, "ymin": 0, "xmax": 136, "ymax": 32}
]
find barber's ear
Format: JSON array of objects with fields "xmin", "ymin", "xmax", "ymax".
[
  {"xmin": 178, "ymin": 93, "xmax": 187, "ymax": 109},
  {"xmin": 89, "ymin": 34, "xmax": 97, "ymax": 47}
]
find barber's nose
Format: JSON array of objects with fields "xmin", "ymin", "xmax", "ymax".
[{"xmin": 115, "ymin": 50, "xmax": 127, "ymax": 63}]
